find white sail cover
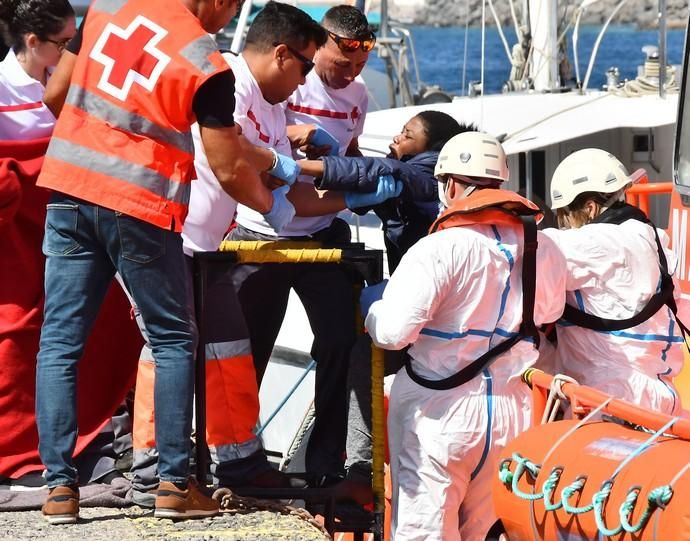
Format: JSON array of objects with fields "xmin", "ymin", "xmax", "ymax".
[{"xmin": 359, "ymin": 91, "xmax": 678, "ymax": 156}]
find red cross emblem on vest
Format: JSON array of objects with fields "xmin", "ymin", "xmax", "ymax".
[{"xmin": 90, "ymin": 16, "xmax": 171, "ymax": 101}]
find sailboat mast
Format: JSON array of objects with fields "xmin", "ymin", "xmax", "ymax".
[
  {"xmin": 659, "ymin": 0, "xmax": 667, "ymax": 97},
  {"xmin": 528, "ymin": 0, "xmax": 558, "ymax": 90},
  {"xmin": 230, "ymin": 0, "xmax": 254, "ymax": 53},
  {"xmin": 379, "ymin": 0, "xmax": 389, "ymax": 37}
]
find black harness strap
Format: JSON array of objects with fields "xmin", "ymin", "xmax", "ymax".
[
  {"xmin": 405, "ymin": 215, "xmax": 539, "ymax": 391},
  {"xmin": 560, "ymin": 204, "xmax": 690, "ymax": 338}
]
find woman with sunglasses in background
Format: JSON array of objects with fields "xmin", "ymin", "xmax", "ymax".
[{"xmin": 0, "ymin": 0, "xmax": 75, "ymax": 139}]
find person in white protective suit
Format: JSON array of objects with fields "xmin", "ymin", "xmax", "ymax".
[
  {"xmin": 543, "ymin": 148, "xmax": 685, "ymax": 414},
  {"xmin": 361, "ymin": 132, "xmax": 567, "ymax": 541}
]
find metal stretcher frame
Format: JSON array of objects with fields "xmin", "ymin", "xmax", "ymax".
[{"xmin": 192, "ymin": 241, "xmax": 385, "ymax": 539}]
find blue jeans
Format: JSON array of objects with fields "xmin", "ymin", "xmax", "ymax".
[{"xmin": 37, "ymin": 193, "xmax": 195, "ymax": 488}]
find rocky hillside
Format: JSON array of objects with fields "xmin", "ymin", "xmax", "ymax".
[{"xmin": 390, "ymin": 0, "xmax": 688, "ymax": 29}]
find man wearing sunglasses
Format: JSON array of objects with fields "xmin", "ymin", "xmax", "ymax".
[
  {"xmin": 228, "ymin": 5, "xmax": 376, "ymax": 489},
  {"xmin": 286, "ymin": 5, "xmax": 374, "ymax": 160}
]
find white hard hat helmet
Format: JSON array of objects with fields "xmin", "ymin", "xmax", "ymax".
[
  {"xmin": 550, "ymin": 149, "xmax": 645, "ymax": 210},
  {"xmin": 434, "ymin": 131, "xmax": 509, "ymax": 184}
]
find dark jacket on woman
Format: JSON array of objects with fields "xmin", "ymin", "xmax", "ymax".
[{"xmin": 315, "ymin": 151, "xmax": 439, "ymax": 271}]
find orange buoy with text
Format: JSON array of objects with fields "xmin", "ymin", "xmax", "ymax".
[{"xmin": 493, "ymin": 370, "xmax": 690, "ymax": 540}]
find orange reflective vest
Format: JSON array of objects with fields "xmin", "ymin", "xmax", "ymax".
[
  {"xmin": 430, "ymin": 188, "xmax": 542, "ymax": 232},
  {"xmin": 37, "ymin": 0, "xmax": 230, "ymax": 231}
]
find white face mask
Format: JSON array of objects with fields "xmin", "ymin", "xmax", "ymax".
[
  {"xmin": 438, "ymin": 181, "xmax": 478, "ymax": 210},
  {"xmin": 437, "ymin": 180, "xmax": 449, "ymax": 209}
]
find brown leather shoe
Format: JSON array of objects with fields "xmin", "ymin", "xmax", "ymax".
[
  {"xmin": 42, "ymin": 485, "xmax": 79, "ymax": 524},
  {"xmin": 154, "ymin": 478, "xmax": 219, "ymax": 520}
]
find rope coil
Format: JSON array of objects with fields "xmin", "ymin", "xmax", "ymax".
[
  {"xmin": 498, "ymin": 453, "xmax": 674, "ymax": 535},
  {"xmin": 609, "ymin": 64, "xmax": 679, "ymax": 97}
]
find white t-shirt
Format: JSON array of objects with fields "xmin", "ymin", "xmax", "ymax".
[
  {"xmin": 235, "ymin": 68, "xmax": 368, "ymax": 237},
  {"xmin": 182, "ymin": 52, "xmax": 291, "ymax": 254},
  {"xmin": 0, "ymin": 50, "xmax": 55, "ymax": 140}
]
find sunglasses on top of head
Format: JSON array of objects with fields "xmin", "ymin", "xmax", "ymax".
[
  {"xmin": 273, "ymin": 42, "xmax": 315, "ymax": 77},
  {"xmin": 327, "ymin": 31, "xmax": 376, "ymax": 53}
]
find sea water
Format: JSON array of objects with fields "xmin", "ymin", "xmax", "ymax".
[{"xmin": 366, "ymin": 25, "xmax": 686, "ymax": 96}]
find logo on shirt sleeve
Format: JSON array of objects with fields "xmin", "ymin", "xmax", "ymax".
[{"xmin": 90, "ymin": 15, "xmax": 171, "ymax": 101}]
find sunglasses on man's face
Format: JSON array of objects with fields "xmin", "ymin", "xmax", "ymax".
[
  {"xmin": 273, "ymin": 42, "xmax": 314, "ymax": 77},
  {"xmin": 327, "ymin": 31, "xmax": 376, "ymax": 53}
]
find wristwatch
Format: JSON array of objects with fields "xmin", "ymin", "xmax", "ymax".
[{"xmin": 268, "ymin": 147, "xmax": 278, "ymax": 171}]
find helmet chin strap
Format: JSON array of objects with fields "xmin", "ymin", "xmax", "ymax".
[
  {"xmin": 461, "ymin": 185, "xmax": 477, "ymax": 199},
  {"xmin": 595, "ymin": 188, "xmax": 627, "ymax": 217},
  {"xmin": 437, "ymin": 180, "xmax": 483, "ymax": 210}
]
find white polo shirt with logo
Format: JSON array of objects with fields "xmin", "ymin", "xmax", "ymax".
[
  {"xmin": 183, "ymin": 52, "xmax": 292, "ymax": 254},
  {"xmin": 0, "ymin": 50, "xmax": 56, "ymax": 140},
  {"xmin": 235, "ymin": 68, "xmax": 368, "ymax": 237}
]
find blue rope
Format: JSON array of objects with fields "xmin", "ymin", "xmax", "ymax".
[
  {"xmin": 255, "ymin": 359, "xmax": 316, "ymax": 437},
  {"xmin": 542, "ymin": 468, "xmax": 564, "ymax": 512},
  {"xmin": 561, "ymin": 477, "xmax": 594, "ymax": 514},
  {"xmin": 590, "ymin": 417, "xmax": 679, "ymax": 535},
  {"xmin": 619, "ymin": 485, "xmax": 673, "ymax": 534},
  {"xmin": 498, "ymin": 453, "xmax": 542, "ymax": 501},
  {"xmin": 510, "ymin": 453, "xmax": 543, "ymax": 501},
  {"xmin": 499, "ymin": 446, "xmax": 675, "ymax": 536},
  {"xmin": 593, "ymin": 481, "xmax": 623, "ymax": 536}
]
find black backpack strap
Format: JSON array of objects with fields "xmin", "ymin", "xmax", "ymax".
[
  {"xmin": 519, "ymin": 215, "xmax": 540, "ymax": 348},
  {"xmin": 405, "ymin": 215, "xmax": 539, "ymax": 390},
  {"xmin": 561, "ymin": 282, "xmax": 674, "ymax": 331},
  {"xmin": 561, "ymin": 225, "xmax": 685, "ymax": 333},
  {"xmin": 650, "ymin": 227, "xmax": 690, "ymax": 342}
]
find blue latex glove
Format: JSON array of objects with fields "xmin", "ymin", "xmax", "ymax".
[
  {"xmin": 268, "ymin": 151, "xmax": 300, "ymax": 185},
  {"xmin": 344, "ymin": 174, "xmax": 403, "ymax": 210},
  {"xmin": 360, "ymin": 279, "xmax": 388, "ymax": 319},
  {"xmin": 309, "ymin": 127, "xmax": 340, "ymax": 156},
  {"xmin": 263, "ymin": 186, "xmax": 295, "ymax": 232}
]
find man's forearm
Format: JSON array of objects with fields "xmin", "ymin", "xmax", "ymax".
[
  {"xmin": 237, "ymin": 134, "xmax": 275, "ymax": 171},
  {"xmin": 44, "ymin": 50, "xmax": 77, "ymax": 117},
  {"xmin": 216, "ymin": 160, "xmax": 273, "ymax": 213},
  {"xmin": 201, "ymin": 125, "xmax": 273, "ymax": 213},
  {"xmin": 287, "ymin": 182, "xmax": 345, "ymax": 216},
  {"xmin": 297, "ymin": 159, "xmax": 324, "ymax": 178}
]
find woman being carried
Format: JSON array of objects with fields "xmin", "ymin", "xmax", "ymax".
[{"xmin": 299, "ymin": 110, "xmax": 474, "ymax": 271}]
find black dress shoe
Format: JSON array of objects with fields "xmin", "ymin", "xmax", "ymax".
[
  {"xmin": 316, "ymin": 471, "xmax": 346, "ymax": 488},
  {"xmin": 220, "ymin": 468, "xmax": 309, "ymax": 489},
  {"xmin": 251, "ymin": 468, "xmax": 309, "ymax": 488},
  {"xmin": 332, "ymin": 478, "xmax": 373, "ymax": 505}
]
